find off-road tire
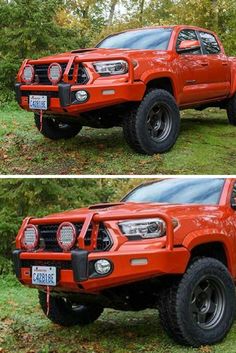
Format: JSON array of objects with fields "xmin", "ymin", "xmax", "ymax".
[
  {"xmin": 123, "ymin": 89, "xmax": 180, "ymax": 155},
  {"xmin": 158, "ymin": 281, "xmax": 187, "ymax": 345},
  {"xmin": 38, "ymin": 291, "xmax": 103, "ymax": 327},
  {"xmin": 227, "ymin": 94, "xmax": 236, "ymax": 125},
  {"xmin": 158, "ymin": 258, "xmax": 236, "ymax": 347},
  {"xmin": 34, "ymin": 114, "xmax": 82, "ymax": 140}
]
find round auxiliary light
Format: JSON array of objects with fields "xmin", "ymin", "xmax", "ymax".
[
  {"xmin": 75, "ymin": 90, "xmax": 88, "ymax": 102},
  {"xmin": 22, "ymin": 64, "xmax": 34, "ymax": 84},
  {"xmin": 94, "ymin": 259, "xmax": 111, "ymax": 275},
  {"xmin": 57, "ymin": 222, "xmax": 77, "ymax": 251},
  {"xmin": 21, "ymin": 224, "xmax": 39, "ymax": 250},
  {"xmin": 48, "ymin": 63, "xmax": 62, "ymax": 85}
]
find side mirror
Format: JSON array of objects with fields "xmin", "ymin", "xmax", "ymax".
[{"xmin": 177, "ymin": 40, "xmax": 201, "ymax": 54}]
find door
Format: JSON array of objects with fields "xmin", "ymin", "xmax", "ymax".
[
  {"xmin": 230, "ymin": 182, "xmax": 236, "ymax": 273},
  {"xmin": 198, "ymin": 31, "xmax": 230, "ymax": 99},
  {"xmin": 176, "ymin": 29, "xmax": 212, "ymax": 104}
]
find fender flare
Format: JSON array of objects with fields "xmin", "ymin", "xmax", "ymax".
[
  {"xmin": 140, "ymin": 70, "xmax": 180, "ymax": 102},
  {"xmin": 183, "ymin": 230, "xmax": 234, "ymax": 276}
]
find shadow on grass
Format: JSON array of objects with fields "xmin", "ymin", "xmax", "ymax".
[{"xmin": 1, "ymin": 109, "xmax": 236, "ymax": 174}]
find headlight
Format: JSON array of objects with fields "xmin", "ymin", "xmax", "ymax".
[
  {"xmin": 48, "ymin": 63, "xmax": 62, "ymax": 85},
  {"xmin": 57, "ymin": 222, "xmax": 77, "ymax": 251},
  {"xmin": 21, "ymin": 225, "xmax": 39, "ymax": 250},
  {"xmin": 21, "ymin": 64, "xmax": 34, "ymax": 84},
  {"xmin": 119, "ymin": 218, "xmax": 166, "ymax": 239},
  {"xmin": 93, "ymin": 60, "xmax": 128, "ymax": 76}
]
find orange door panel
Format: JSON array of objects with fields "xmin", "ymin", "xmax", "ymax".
[
  {"xmin": 205, "ymin": 54, "xmax": 230, "ymax": 98},
  {"xmin": 177, "ymin": 54, "xmax": 211, "ymax": 104}
]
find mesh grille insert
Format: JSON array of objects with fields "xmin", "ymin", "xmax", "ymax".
[
  {"xmin": 37, "ymin": 223, "xmax": 112, "ymax": 252},
  {"xmin": 33, "ymin": 63, "xmax": 89, "ymax": 85}
]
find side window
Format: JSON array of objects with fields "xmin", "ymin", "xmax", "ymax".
[
  {"xmin": 231, "ymin": 183, "xmax": 236, "ymax": 205},
  {"xmin": 176, "ymin": 29, "xmax": 201, "ymax": 55},
  {"xmin": 199, "ymin": 32, "xmax": 220, "ymax": 54}
]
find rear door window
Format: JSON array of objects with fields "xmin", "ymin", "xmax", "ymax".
[{"xmin": 199, "ymin": 32, "xmax": 221, "ymax": 54}]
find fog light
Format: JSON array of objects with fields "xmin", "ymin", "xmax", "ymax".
[
  {"xmin": 94, "ymin": 259, "xmax": 111, "ymax": 275},
  {"xmin": 21, "ymin": 224, "xmax": 39, "ymax": 250},
  {"xmin": 22, "ymin": 64, "xmax": 34, "ymax": 84},
  {"xmin": 75, "ymin": 90, "xmax": 88, "ymax": 102}
]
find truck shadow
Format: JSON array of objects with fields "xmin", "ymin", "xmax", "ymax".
[
  {"xmin": 180, "ymin": 116, "xmax": 228, "ymax": 129},
  {"xmin": 2, "ymin": 110, "xmax": 235, "ymax": 174},
  {"xmin": 70, "ymin": 309, "xmax": 174, "ymax": 349}
]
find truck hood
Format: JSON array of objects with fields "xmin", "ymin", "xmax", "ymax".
[
  {"xmin": 30, "ymin": 47, "xmax": 170, "ymax": 64},
  {"xmin": 31, "ymin": 202, "xmax": 223, "ymax": 224}
]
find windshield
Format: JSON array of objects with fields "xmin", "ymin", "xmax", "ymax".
[
  {"xmin": 123, "ymin": 178, "xmax": 225, "ymax": 205},
  {"xmin": 97, "ymin": 28, "xmax": 173, "ymax": 50}
]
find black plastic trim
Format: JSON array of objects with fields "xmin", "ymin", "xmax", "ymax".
[
  {"xmin": 58, "ymin": 83, "xmax": 71, "ymax": 107},
  {"xmin": 21, "ymin": 91, "xmax": 58, "ymax": 99},
  {"xmin": 15, "ymin": 83, "xmax": 22, "ymax": 104},
  {"xmin": 71, "ymin": 249, "xmax": 89, "ymax": 282},
  {"xmin": 12, "ymin": 250, "xmax": 22, "ymax": 279}
]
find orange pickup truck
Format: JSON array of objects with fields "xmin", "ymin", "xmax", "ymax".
[
  {"xmin": 15, "ymin": 26, "xmax": 236, "ymax": 155},
  {"xmin": 13, "ymin": 178, "xmax": 236, "ymax": 346}
]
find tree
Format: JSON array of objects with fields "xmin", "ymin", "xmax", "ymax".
[
  {"xmin": 0, "ymin": 0, "xmax": 78, "ymax": 102},
  {"xmin": 1, "ymin": 0, "xmax": 236, "ymax": 103},
  {"xmin": 0, "ymin": 178, "xmax": 143, "ymax": 262},
  {"xmin": 108, "ymin": 0, "xmax": 119, "ymax": 25}
]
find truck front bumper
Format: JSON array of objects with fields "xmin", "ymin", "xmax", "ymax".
[
  {"xmin": 13, "ymin": 247, "xmax": 190, "ymax": 294},
  {"xmin": 15, "ymin": 81, "xmax": 145, "ymax": 116}
]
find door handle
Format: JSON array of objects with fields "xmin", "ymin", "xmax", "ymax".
[
  {"xmin": 200, "ymin": 61, "xmax": 209, "ymax": 66},
  {"xmin": 222, "ymin": 61, "xmax": 228, "ymax": 66}
]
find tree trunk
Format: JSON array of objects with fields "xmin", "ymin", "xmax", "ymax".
[
  {"xmin": 108, "ymin": 0, "xmax": 118, "ymax": 25},
  {"xmin": 211, "ymin": 0, "xmax": 218, "ymax": 31},
  {"xmin": 139, "ymin": 0, "xmax": 145, "ymax": 24}
]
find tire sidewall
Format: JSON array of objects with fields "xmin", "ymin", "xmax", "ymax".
[
  {"xmin": 34, "ymin": 114, "xmax": 82, "ymax": 140},
  {"xmin": 136, "ymin": 90, "xmax": 180, "ymax": 154},
  {"xmin": 176, "ymin": 259, "xmax": 235, "ymax": 346},
  {"xmin": 227, "ymin": 95, "xmax": 236, "ymax": 125},
  {"xmin": 38, "ymin": 291, "xmax": 103, "ymax": 326}
]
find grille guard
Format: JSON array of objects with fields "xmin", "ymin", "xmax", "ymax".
[
  {"xmin": 16, "ymin": 211, "xmax": 174, "ymax": 251},
  {"xmin": 17, "ymin": 55, "xmax": 134, "ymax": 85}
]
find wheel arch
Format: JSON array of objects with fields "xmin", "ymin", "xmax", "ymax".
[
  {"xmin": 141, "ymin": 72, "xmax": 179, "ymax": 101},
  {"xmin": 184, "ymin": 236, "xmax": 234, "ymax": 275}
]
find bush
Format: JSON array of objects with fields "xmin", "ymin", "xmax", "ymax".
[
  {"xmin": 0, "ymin": 178, "xmax": 143, "ymax": 271},
  {"xmin": 0, "ymin": 256, "xmax": 13, "ymax": 276}
]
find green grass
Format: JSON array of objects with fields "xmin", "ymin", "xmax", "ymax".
[
  {"xmin": 1, "ymin": 275, "xmax": 236, "ymax": 353},
  {"xmin": 0, "ymin": 107, "xmax": 236, "ymax": 175}
]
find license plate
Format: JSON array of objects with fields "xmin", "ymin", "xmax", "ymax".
[
  {"xmin": 29, "ymin": 95, "xmax": 48, "ymax": 110},
  {"xmin": 32, "ymin": 266, "xmax": 57, "ymax": 286}
]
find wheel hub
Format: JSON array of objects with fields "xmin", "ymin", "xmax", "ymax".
[
  {"xmin": 146, "ymin": 103, "xmax": 172, "ymax": 142},
  {"xmin": 190, "ymin": 277, "xmax": 225, "ymax": 329}
]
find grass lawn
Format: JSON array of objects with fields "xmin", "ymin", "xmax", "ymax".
[
  {"xmin": 0, "ymin": 275, "xmax": 236, "ymax": 353},
  {"xmin": 0, "ymin": 106, "xmax": 236, "ymax": 175}
]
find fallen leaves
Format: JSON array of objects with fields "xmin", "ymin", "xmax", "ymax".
[
  {"xmin": 1, "ymin": 108, "xmax": 236, "ymax": 174},
  {"xmin": 199, "ymin": 346, "xmax": 213, "ymax": 353}
]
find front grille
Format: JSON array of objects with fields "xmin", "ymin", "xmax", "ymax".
[
  {"xmin": 21, "ymin": 259, "xmax": 72, "ymax": 270},
  {"xmin": 78, "ymin": 65, "xmax": 89, "ymax": 84},
  {"xmin": 34, "ymin": 63, "xmax": 89, "ymax": 85},
  {"xmin": 37, "ymin": 223, "xmax": 112, "ymax": 252}
]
